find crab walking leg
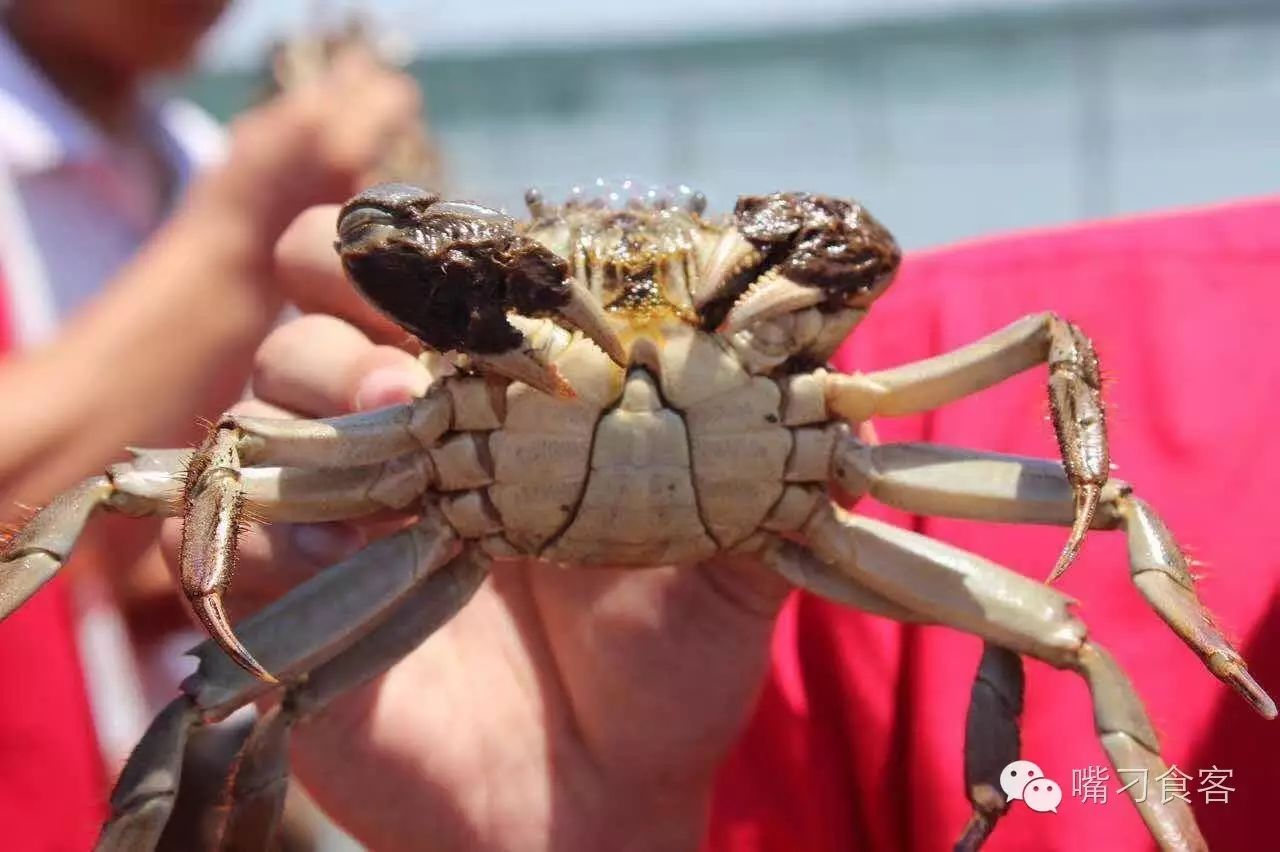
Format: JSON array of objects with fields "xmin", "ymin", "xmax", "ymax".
[
  {"xmin": 219, "ymin": 373, "xmax": 521, "ymax": 470},
  {"xmin": 954, "ymin": 645, "xmax": 1025, "ymax": 852},
  {"xmin": 95, "ymin": 696, "xmax": 202, "ymax": 852},
  {"xmin": 824, "ymin": 312, "xmax": 1108, "ymax": 581},
  {"xmin": 180, "ymin": 414, "xmax": 448, "ymax": 680},
  {"xmin": 797, "ymin": 505, "xmax": 1205, "ymax": 852},
  {"xmin": 831, "ymin": 437, "xmax": 1276, "ymax": 718},
  {"xmin": 0, "ymin": 448, "xmax": 192, "ymax": 619},
  {"xmin": 186, "ymin": 511, "xmax": 455, "ymax": 713},
  {"xmin": 97, "ymin": 518, "xmax": 467, "ymax": 852},
  {"xmin": 763, "ymin": 537, "xmax": 929, "ymax": 623},
  {"xmin": 218, "ymin": 548, "xmax": 489, "ymax": 851},
  {"xmin": 766, "ymin": 533, "xmax": 1030, "ymax": 847},
  {"xmin": 162, "ymin": 710, "xmax": 259, "ymax": 851}
]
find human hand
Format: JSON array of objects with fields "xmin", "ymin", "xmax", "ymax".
[
  {"xmin": 156, "ymin": 204, "xmax": 805, "ymax": 851},
  {"xmin": 192, "ymin": 46, "xmax": 422, "ymax": 247}
]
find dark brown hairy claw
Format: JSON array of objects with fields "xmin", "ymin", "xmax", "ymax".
[
  {"xmin": 734, "ymin": 191, "xmax": 902, "ymax": 305},
  {"xmin": 336, "ymin": 183, "xmax": 579, "ymax": 356}
]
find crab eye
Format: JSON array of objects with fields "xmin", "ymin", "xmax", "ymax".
[
  {"xmin": 337, "ymin": 205, "xmax": 396, "ymax": 243},
  {"xmin": 338, "ymin": 182, "xmax": 442, "ymax": 236}
]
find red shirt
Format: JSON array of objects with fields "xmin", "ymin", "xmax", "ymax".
[
  {"xmin": 710, "ymin": 197, "xmax": 1280, "ymax": 851},
  {"xmin": 0, "ymin": 275, "xmax": 106, "ymax": 851}
]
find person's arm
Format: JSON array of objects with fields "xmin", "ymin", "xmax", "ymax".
[
  {"xmin": 0, "ymin": 186, "xmax": 278, "ymax": 502},
  {"xmin": 0, "ymin": 47, "xmax": 421, "ymax": 510}
]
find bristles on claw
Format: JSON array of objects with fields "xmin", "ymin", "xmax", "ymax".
[{"xmin": 239, "ymin": 503, "xmax": 269, "ymax": 528}]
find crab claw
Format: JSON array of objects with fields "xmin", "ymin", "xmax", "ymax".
[
  {"xmin": 719, "ymin": 270, "xmax": 826, "ymax": 334},
  {"xmin": 693, "ymin": 228, "xmax": 762, "ymax": 309},
  {"xmin": 698, "ymin": 192, "xmax": 900, "ymax": 336},
  {"xmin": 471, "ymin": 349, "xmax": 576, "ymax": 399},
  {"xmin": 559, "ymin": 280, "xmax": 627, "ymax": 366},
  {"xmin": 337, "ymin": 183, "xmax": 625, "ymax": 382}
]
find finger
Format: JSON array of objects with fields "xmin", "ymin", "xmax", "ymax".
[
  {"xmin": 858, "ymin": 419, "xmax": 880, "ymax": 445},
  {"xmin": 252, "ymin": 314, "xmax": 431, "ymax": 418},
  {"xmin": 275, "ymin": 205, "xmax": 407, "ymax": 343},
  {"xmin": 252, "ymin": 314, "xmax": 370, "ymax": 416},
  {"xmin": 323, "ymin": 60, "xmax": 422, "ymax": 175},
  {"xmin": 326, "ymin": 41, "xmax": 387, "ymax": 89}
]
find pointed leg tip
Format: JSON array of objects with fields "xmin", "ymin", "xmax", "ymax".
[
  {"xmin": 192, "ymin": 593, "xmax": 278, "ymax": 683},
  {"xmin": 1045, "ymin": 550, "xmax": 1075, "ymax": 584},
  {"xmin": 953, "ymin": 785, "xmax": 1006, "ymax": 851},
  {"xmin": 1230, "ymin": 669, "xmax": 1277, "ymax": 720},
  {"xmin": 1209, "ymin": 652, "xmax": 1276, "ymax": 719},
  {"xmin": 1046, "ymin": 483, "xmax": 1101, "ymax": 584},
  {"xmin": 953, "ymin": 812, "xmax": 997, "ymax": 852}
]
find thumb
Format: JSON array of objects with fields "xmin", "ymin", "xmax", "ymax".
[{"xmin": 348, "ymin": 345, "xmax": 434, "ymax": 413}]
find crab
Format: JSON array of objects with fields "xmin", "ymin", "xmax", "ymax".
[{"xmin": 0, "ymin": 182, "xmax": 1273, "ymax": 852}]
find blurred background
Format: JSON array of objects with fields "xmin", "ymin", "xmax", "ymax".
[{"xmin": 191, "ymin": 0, "xmax": 1280, "ymax": 249}]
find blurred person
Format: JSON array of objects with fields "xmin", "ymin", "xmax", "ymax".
[
  {"xmin": 269, "ymin": 13, "xmax": 448, "ymax": 192},
  {"xmin": 156, "ymin": 195, "xmax": 1278, "ymax": 852},
  {"xmin": 0, "ymin": 1, "xmax": 422, "ymax": 846}
]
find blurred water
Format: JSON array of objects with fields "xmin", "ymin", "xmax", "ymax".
[{"xmin": 186, "ymin": 4, "xmax": 1280, "ymax": 248}]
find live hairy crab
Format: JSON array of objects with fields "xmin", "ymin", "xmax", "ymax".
[{"xmin": 0, "ymin": 183, "xmax": 1272, "ymax": 851}]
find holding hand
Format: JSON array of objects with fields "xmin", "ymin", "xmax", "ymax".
[{"xmin": 193, "ymin": 47, "xmax": 423, "ymax": 256}]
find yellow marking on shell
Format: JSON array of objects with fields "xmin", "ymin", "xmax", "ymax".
[{"xmin": 543, "ymin": 207, "xmax": 712, "ymax": 328}]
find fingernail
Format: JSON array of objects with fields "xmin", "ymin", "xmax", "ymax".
[
  {"xmin": 354, "ymin": 367, "xmax": 429, "ymax": 411},
  {"xmin": 290, "ymin": 523, "xmax": 365, "ymax": 565}
]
